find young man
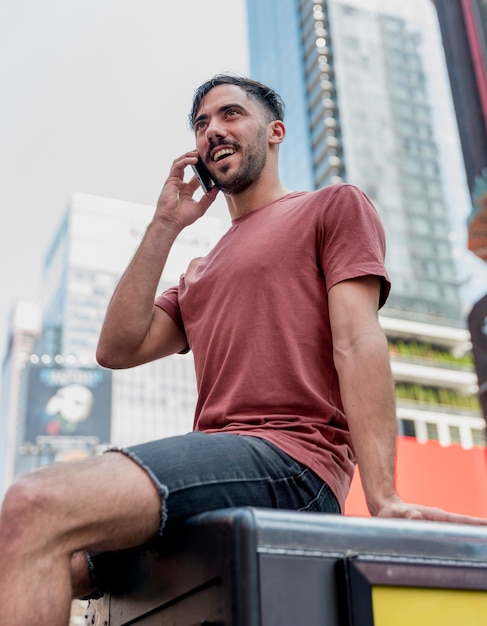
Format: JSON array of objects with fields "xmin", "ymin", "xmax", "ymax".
[{"xmin": 0, "ymin": 75, "xmax": 485, "ymax": 625}]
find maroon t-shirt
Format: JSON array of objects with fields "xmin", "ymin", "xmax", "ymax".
[{"xmin": 156, "ymin": 184, "xmax": 390, "ymax": 511}]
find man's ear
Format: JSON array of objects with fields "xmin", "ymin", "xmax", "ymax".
[{"xmin": 268, "ymin": 120, "xmax": 286, "ymax": 145}]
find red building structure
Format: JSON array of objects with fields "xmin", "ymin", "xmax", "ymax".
[{"xmin": 346, "ymin": 436, "xmax": 487, "ymax": 517}]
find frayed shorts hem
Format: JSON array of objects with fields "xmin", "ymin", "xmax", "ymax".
[{"xmin": 107, "ymin": 447, "xmax": 169, "ymax": 538}]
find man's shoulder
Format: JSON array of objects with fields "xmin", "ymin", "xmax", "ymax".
[
  {"xmin": 292, "ymin": 182, "xmax": 365, "ymax": 201},
  {"xmin": 287, "ymin": 183, "xmax": 368, "ymax": 211},
  {"xmin": 316, "ymin": 182, "xmax": 367, "ymax": 200}
]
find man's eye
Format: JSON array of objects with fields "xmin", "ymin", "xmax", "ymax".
[{"xmin": 195, "ymin": 121, "xmax": 207, "ymax": 131}]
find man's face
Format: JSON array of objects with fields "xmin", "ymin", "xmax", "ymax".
[{"xmin": 193, "ymin": 84, "xmax": 271, "ymax": 195}]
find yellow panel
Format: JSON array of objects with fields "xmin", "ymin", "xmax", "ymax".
[{"xmin": 372, "ymin": 586, "xmax": 487, "ymax": 626}]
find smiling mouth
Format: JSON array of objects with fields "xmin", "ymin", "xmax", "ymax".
[{"xmin": 213, "ymin": 147, "xmax": 236, "ymax": 162}]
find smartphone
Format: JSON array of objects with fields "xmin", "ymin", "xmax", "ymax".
[{"xmin": 191, "ymin": 157, "xmax": 215, "ymax": 193}]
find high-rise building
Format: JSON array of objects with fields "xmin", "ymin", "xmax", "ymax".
[
  {"xmin": 247, "ymin": 0, "xmax": 486, "ymax": 449},
  {"xmin": 41, "ymin": 192, "xmax": 228, "ymax": 444},
  {"xmin": 248, "ymin": 0, "xmax": 469, "ymax": 325},
  {"xmin": 1, "ymin": 193, "xmax": 228, "ymax": 491}
]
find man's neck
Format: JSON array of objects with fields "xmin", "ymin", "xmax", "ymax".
[{"xmin": 223, "ymin": 177, "xmax": 291, "ymax": 220}]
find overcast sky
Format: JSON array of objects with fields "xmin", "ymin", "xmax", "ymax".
[{"xmin": 0, "ymin": 0, "xmax": 248, "ymax": 359}]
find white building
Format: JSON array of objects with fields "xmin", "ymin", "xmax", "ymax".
[
  {"xmin": 0, "ymin": 302, "xmax": 41, "ymax": 494},
  {"xmin": 41, "ymin": 192, "xmax": 228, "ymax": 447},
  {"xmin": 0, "ymin": 193, "xmax": 228, "ymax": 493}
]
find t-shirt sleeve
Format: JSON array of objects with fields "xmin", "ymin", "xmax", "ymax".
[
  {"xmin": 155, "ymin": 285, "xmax": 186, "ymax": 335},
  {"xmin": 320, "ymin": 184, "xmax": 391, "ymax": 308}
]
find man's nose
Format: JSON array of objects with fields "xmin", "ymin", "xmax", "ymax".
[{"xmin": 206, "ymin": 120, "xmax": 226, "ymax": 143}]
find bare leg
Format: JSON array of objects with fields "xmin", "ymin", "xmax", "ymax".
[{"xmin": 0, "ymin": 452, "xmax": 161, "ymax": 626}]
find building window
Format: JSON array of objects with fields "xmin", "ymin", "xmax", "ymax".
[
  {"xmin": 426, "ymin": 422, "xmax": 439, "ymax": 441},
  {"xmin": 400, "ymin": 419, "xmax": 416, "ymax": 438},
  {"xmin": 448, "ymin": 425, "xmax": 461, "ymax": 444},
  {"xmin": 472, "ymin": 428, "xmax": 486, "ymax": 447}
]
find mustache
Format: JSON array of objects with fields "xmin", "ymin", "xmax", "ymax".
[{"xmin": 206, "ymin": 139, "xmax": 240, "ymax": 162}]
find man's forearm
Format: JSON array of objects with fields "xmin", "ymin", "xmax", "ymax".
[
  {"xmin": 96, "ymin": 150, "xmax": 218, "ymax": 367},
  {"xmin": 335, "ymin": 329, "xmax": 398, "ymax": 515},
  {"xmin": 96, "ymin": 219, "xmax": 180, "ymax": 363}
]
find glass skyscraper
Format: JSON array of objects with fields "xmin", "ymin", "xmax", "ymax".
[
  {"xmin": 247, "ymin": 0, "xmax": 467, "ymax": 325},
  {"xmin": 246, "ymin": 0, "xmax": 485, "ymax": 449}
]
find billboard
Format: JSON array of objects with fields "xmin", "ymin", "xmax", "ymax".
[{"xmin": 23, "ymin": 365, "xmax": 112, "ymax": 443}]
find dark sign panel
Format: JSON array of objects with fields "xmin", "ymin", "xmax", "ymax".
[{"xmin": 23, "ymin": 366, "xmax": 112, "ymax": 443}]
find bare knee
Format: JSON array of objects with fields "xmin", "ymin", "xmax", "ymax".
[
  {"xmin": 0, "ymin": 472, "xmax": 59, "ymax": 548},
  {"xmin": 1, "ymin": 453, "xmax": 162, "ymax": 558},
  {"xmin": 1, "ymin": 477, "xmax": 37, "ymax": 525}
]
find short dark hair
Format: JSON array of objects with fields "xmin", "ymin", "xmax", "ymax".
[{"xmin": 189, "ymin": 74, "xmax": 285, "ymax": 130}]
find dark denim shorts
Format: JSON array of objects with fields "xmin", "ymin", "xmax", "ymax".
[
  {"xmin": 88, "ymin": 432, "xmax": 339, "ymax": 594},
  {"xmin": 121, "ymin": 431, "xmax": 339, "ymax": 527}
]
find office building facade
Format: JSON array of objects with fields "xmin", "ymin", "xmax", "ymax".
[
  {"xmin": 41, "ymin": 193, "xmax": 227, "ymax": 444},
  {"xmin": 247, "ymin": 0, "xmax": 467, "ymax": 324},
  {"xmin": 247, "ymin": 0, "xmax": 485, "ymax": 447},
  {"xmin": 1, "ymin": 193, "xmax": 228, "ymax": 487}
]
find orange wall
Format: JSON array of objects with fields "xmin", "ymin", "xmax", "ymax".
[{"xmin": 345, "ymin": 437, "xmax": 487, "ymax": 518}]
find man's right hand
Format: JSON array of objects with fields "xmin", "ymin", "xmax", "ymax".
[
  {"xmin": 154, "ymin": 150, "xmax": 219, "ymax": 234},
  {"xmin": 96, "ymin": 150, "xmax": 218, "ymax": 369}
]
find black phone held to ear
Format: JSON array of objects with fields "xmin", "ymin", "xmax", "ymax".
[{"xmin": 192, "ymin": 157, "xmax": 215, "ymax": 193}]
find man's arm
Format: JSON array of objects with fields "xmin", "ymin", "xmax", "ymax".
[
  {"xmin": 96, "ymin": 151, "xmax": 219, "ymax": 369},
  {"xmin": 329, "ymin": 275, "xmax": 487, "ymax": 524}
]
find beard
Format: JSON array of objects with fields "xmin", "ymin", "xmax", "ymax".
[{"xmin": 212, "ymin": 131, "xmax": 268, "ymax": 195}]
